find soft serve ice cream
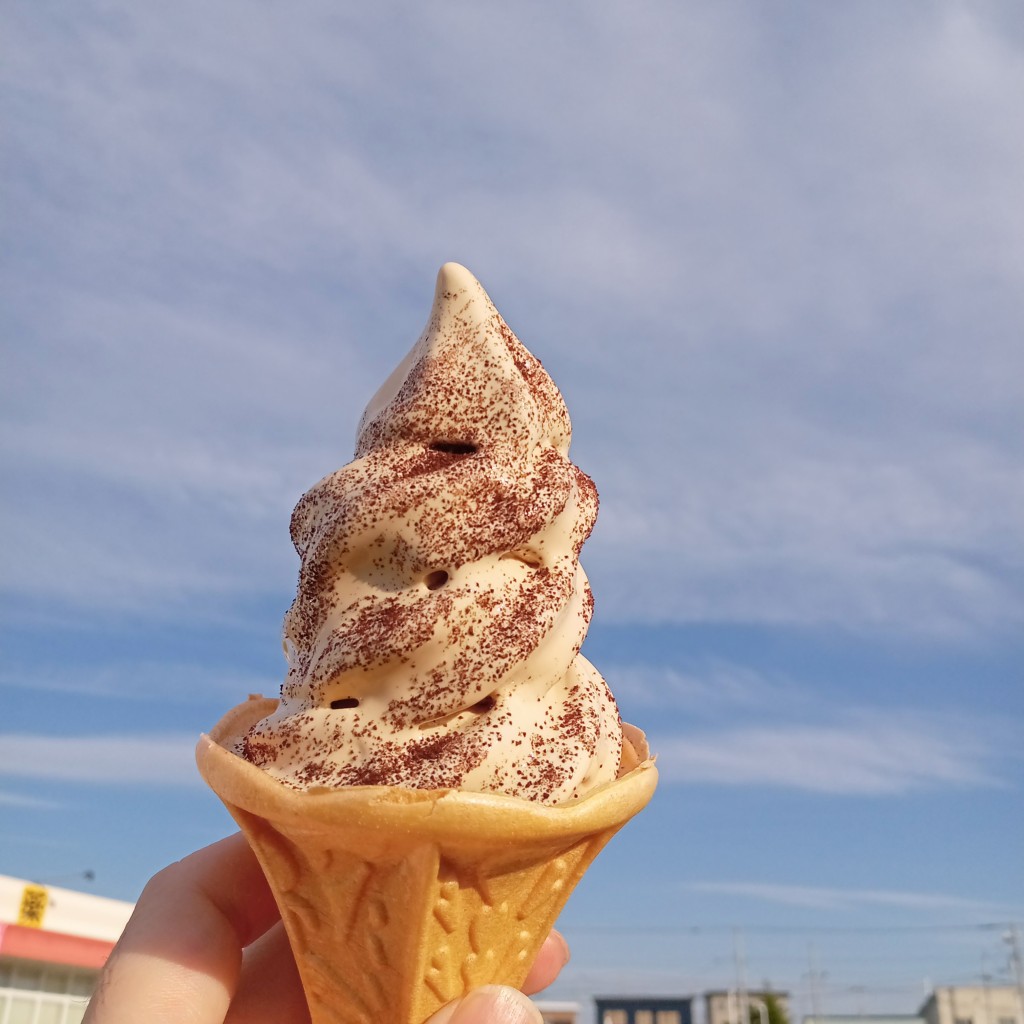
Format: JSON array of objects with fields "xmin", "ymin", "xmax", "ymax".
[
  {"xmin": 237, "ymin": 262, "xmax": 625, "ymax": 804},
  {"xmin": 197, "ymin": 263, "xmax": 656, "ymax": 1024}
]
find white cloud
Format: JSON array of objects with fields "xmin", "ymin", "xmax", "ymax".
[
  {"xmin": 2, "ymin": 2, "xmax": 1021, "ymax": 640},
  {"xmin": 609, "ymin": 662, "xmax": 808, "ymax": 719},
  {"xmin": 604, "ymin": 662, "xmax": 1013, "ymax": 796},
  {"xmin": 0, "ymin": 661, "xmax": 279, "ymax": 704},
  {"xmin": 0, "ymin": 790, "xmax": 62, "ymax": 810},
  {"xmin": 590, "ymin": 441, "xmax": 1024, "ymax": 637},
  {"xmin": 0, "ymin": 734, "xmax": 201, "ymax": 787},
  {"xmin": 650, "ymin": 710, "xmax": 1007, "ymax": 794},
  {"xmin": 684, "ymin": 881, "xmax": 1006, "ymax": 915}
]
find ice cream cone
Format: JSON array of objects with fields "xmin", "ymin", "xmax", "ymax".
[{"xmin": 197, "ymin": 695, "xmax": 657, "ymax": 1024}]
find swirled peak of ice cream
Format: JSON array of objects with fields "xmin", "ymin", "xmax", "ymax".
[{"xmin": 238, "ymin": 262, "xmax": 623, "ymax": 804}]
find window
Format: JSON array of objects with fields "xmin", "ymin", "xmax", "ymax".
[
  {"xmin": 7, "ymin": 965, "xmax": 44, "ymax": 993},
  {"xmin": 5, "ymin": 995, "xmax": 38, "ymax": 1024},
  {"xmin": 0, "ymin": 961, "xmax": 98, "ymax": 1024},
  {"xmin": 657, "ymin": 1014, "xmax": 683, "ymax": 1024},
  {"xmin": 0, "ymin": 991, "xmax": 91, "ymax": 1024},
  {"xmin": 37, "ymin": 1005, "xmax": 68, "ymax": 1024}
]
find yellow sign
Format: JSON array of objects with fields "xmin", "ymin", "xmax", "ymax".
[{"xmin": 17, "ymin": 884, "xmax": 49, "ymax": 928}]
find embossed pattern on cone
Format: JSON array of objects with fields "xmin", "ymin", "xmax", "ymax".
[{"xmin": 197, "ymin": 696, "xmax": 657, "ymax": 1024}]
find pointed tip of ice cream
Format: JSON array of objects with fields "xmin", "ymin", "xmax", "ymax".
[
  {"xmin": 357, "ymin": 263, "xmax": 487, "ymax": 441},
  {"xmin": 356, "ymin": 262, "xmax": 571, "ymax": 456},
  {"xmin": 435, "ymin": 261, "xmax": 478, "ymax": 292},
  {"xmin": 430, "ymin": 262, "xmax": 497, "ymax": 331}
]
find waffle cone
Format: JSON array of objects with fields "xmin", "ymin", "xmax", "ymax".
[{"xmin": 196, "ymin": 695, "xmax": 656, "ymax": 1024}]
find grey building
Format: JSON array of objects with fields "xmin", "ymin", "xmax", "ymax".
[{"xmin": 595, "ymin": 996, "xmax": 694, "ymax": 1024}]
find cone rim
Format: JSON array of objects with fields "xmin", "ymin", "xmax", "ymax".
[{"xmin": 197, "ymin": 695, "xmax": 657, "ymax": 843}]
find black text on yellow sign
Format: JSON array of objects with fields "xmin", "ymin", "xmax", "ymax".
[{"xmin": 18, "ymin": 884, "xmax": 49, "ymax": 928}]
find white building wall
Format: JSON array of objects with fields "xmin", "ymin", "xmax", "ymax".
[
  {"xmin": 921, "ymin": 987, "xmax": 1023, "ymax": 1024},
  {"xmin": 0, "ymin": 877, "xmax": 133, "ymax": 944}
]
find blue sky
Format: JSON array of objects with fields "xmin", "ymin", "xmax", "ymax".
[{"xmin": 2, "ymin": 1, "xmax": 1022, "ymax": 1016}]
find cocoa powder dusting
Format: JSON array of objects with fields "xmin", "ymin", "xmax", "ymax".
[{"xmin": 236, "ymin": 264, "xmax": 623, "ymax": 804}]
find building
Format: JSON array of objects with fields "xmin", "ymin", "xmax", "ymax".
[
  {"xmin": 537, "ymin": 1001, "xmax": 582, "ymax": 1023},
  {"xmin": 804, "ymin": 1016, "xmax": 923, "ymax": 1024},
  {"xmin": 920, "ymin": 986, "xmax": 1023, "ymax": 1024},
  {"xmin": 803, "ymin": 987, "xmax": 1024, "ymax": 1024},
  {"xmin": 0, "ymin": 874, "xmax": 133, "ymax": 1024},
  {"xmin": 706, "ymin": 989, "xmax": 792, "ymax": 1024},
  {"xmin": 595, "ymin": 996, "xmax": 694, "ymax": 1024}
]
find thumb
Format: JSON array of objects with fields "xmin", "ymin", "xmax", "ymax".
[{"xmin": 425, "ymin": 985, "xmax": 543, "ymax": 1024}]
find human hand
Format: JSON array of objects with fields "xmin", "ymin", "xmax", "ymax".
[{"xmin": 84, "ymin": 833, "xmax": 569, "ymax": 1024}]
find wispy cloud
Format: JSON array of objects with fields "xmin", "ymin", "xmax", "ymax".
[
  {"xmin": 2, "ymin": 10, "xmax": 1020, "ymax": 998},
  {"xmin": 0, "ymin": 661, "xmax": 279, "ymax": 704},
  {"xmin": 0, "ymin": 789, "xmax": 63, "ymax": 810},
  {"xmin": 3, "ymin": 2, "xmax": 1022, "ymax": 640},
  {"xmin": 593, "ymin": 447, "xmax": 1024, "ymax": 638},
  {"xmin": 651, "ymin": 710, "xmax": 1007, "ymax": 794},
  {"xmin": 685, "ymin": 881, "xmax": 1007, "ymax": 916},
  {"xmin": 611, "ymin": 662, "xmax": 808, "ymax": 718},
  {"xmin": 0, "ymin": 735, "xmax": 201, "ymax": 787}
]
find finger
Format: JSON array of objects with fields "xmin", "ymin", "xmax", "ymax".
[
  {"xmin": 224, "ymin": 920, "xmax": 311, "ymax": 1024},
  {"xmin": 423, "ymin": 929, "xmax": 569, "ymax": 1024},
  {"xmin": 84, "ymin": 833, "xmax": 282, "ymax": 1024},
  {"xmin": 521, "ymin": 929, "xmax": 570, "ymax": 995},
  {"xmin": 425, "ymin": 985, "xmax": 542, "ymax": 1024}
]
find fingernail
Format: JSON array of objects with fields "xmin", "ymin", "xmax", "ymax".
[
  {"xmin": 551, "ymin": 928, "xmax": 571, "ymax": 966},
  {"xmin": 447, "ymin": 985, "xmax": 542, "ymax": 1024}
]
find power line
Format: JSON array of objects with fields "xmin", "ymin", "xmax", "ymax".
[{"xmin": 565, "ymin": 921, "xmax": 1020, "ymax": 937}]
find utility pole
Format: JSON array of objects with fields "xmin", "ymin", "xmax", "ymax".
[
  {"xmin": 734, "ymin": 928, "xmax": 750, "ymax": 1024},
  {"xmin": 806, "ymin": 943, "xmax": 825, "ymax": 1024},
  {"xmin": 1005, "ymin": 926, "xmax": 1024, "ymax": 1016}
]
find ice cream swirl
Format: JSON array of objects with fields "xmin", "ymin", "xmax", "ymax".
[{"xmin": 238, "ymin": 263, "xmax": 623, "ymax": 804}]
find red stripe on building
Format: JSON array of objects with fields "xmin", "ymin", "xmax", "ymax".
[{"xmin": 0, "ymin": 923, "xmax": 115, "ymax": 970}]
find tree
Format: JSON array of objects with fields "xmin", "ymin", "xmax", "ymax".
[{"xmin": 749, "ymin": 992, "xmax": 790, "ymax": 1024}]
